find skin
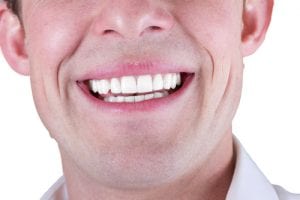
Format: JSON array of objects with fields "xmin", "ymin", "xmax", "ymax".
[{"xmin": 0, "ymin": 0, "xmax": 273, "ymax": 199}]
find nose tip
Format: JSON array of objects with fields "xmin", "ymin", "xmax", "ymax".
[{"xmin": 92, "ymin": 2, "xmax": 174, "ymax": 38}]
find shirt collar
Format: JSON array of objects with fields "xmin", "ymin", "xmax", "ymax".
[
  {"xmin": 226, "ymin": 137, "xmax": 279, "ymax": 200},
  {"xmin": 41, "ymin": 176, "xmax": 67, "ymax": 200}
]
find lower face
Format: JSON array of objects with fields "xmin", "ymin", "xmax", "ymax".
[{"xmin": 22, "ymin": 0, "xmax": 244, "ymax": 189}]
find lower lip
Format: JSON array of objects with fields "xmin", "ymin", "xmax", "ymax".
[{"xmin": 76, "ymin": 75, "xmax": 194, "ymax": 113}]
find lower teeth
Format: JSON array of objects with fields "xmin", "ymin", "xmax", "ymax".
[{"xmin": 104, "ymin": 91, "xmax": 168, "ymax": 103}]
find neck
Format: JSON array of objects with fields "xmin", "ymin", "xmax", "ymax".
[{"xmin": 61, "ymin": 132, "xmax": 235, "ymax": 200}]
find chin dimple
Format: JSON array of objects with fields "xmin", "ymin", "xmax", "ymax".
[{"xmin": 88, "ymin": 73, "xmax": 182, "ymax": 103}]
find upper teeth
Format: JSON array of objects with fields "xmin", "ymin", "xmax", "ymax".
[{"xmin": 89, "ymin": 73, "xmax": 181, "ymax": 96}]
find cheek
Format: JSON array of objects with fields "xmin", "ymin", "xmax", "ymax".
[
  {"xmin": 23, "ymin": 10, "xmax": 91, "ymax": 72},
  {"xmin": 175, "ymin": 1, "xmax": 242, "ymax": 55},
  {"xmin": 22, "ymin": 10, "xmax": 92, "ymax": 133},
  {"xmin": 26, "ymin": 25, "xmax": 72, "ymax": 67},
  {"xmin": 23, "ymin": 8, "xmax": 92, "ymax": 101},
  {"xmin": 174, "ymin": 1, "xmax": 244, "ymax": 128}
]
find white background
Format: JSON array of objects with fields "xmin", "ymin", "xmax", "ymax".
[{"xmin": 0, "ymin": 1, "xmax": 299, "ymax": 199}]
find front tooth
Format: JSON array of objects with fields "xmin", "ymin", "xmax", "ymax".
[
  {"xmin": 121, "ymin": 76, "xmax": 137, "ymax": 94},
  {"xmin": 137, "ymin": 75, "xmax": 153, "ymax": 93},
  {"xmin": 153, "ymin": 74, "xmax": 164, "ymax": 91},
  {"xmin": 111, "ymin": 78, "xmax": 121, "ymax": 94},
  {"xmin": 171, "ymin": 73, "xmax": 177, "ymax": 89},
  {"xmin": 163, "ymin": 74, "xmax": 172, "ymax": 90},
  {"xmin": 124, "ymin": 96, "xmax": 135, "ymax": 102},
  {"xmin": 97, "ymin": 79, "xmax": 110, "ymax": 94}
]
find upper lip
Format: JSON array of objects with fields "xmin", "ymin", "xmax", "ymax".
[{"xmin": 75, "ymin": 60, "xmax": 194, "ymax": 82}]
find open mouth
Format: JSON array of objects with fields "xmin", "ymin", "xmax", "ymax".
[{"xmin": 80, "ymin": 72, "xmax": 191, "ymax": 103}]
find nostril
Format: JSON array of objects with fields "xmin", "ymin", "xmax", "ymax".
[
  {"xmin": 149, "ymin": 26, "xmax": 162, "ymax": 31},
  {"xmin": 101, "ymin": 29, "xmax": 123, "ymax": 37},
  {"xmin": 103, "ymin": 29, "xmax": 115, "ymax": 35},
  {"xmin": 140, "ymin": 26, "xmax": 164, "ymax": 36}
]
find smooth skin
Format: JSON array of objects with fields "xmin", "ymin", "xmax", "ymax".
[{"xmin": 0, "ymin": 0, "xmax": 273, "ymax": 199}]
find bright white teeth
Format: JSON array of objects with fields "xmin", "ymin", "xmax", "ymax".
[
  {"xmin": 105, "ymin": 96, "xmax": 117, "ymax": 103},
  {"xmin": 135, "ymin": 95, "xmax": 145, "ymax": 102},
  {"xmin": 116, "ymin": 96, "xmax": 125, "ymax": 103},
  {"xmin": 103, "ymin": 91, "xmax": 168, "ymax": 103},
  {"xmin": 163, "ymin": 73, "xmax": 173, "ymax": 90},
  {"xmin": 124, "ymin": 96, "xmax": 135, "ymax": 103},
  {"xmin": 90, "ymin": 80, "xmax": 98, "ymax": 93},
  {"xmin": 137, "ymin": 75, "xmax": 153, "ymax": 93},
  {"xmin": 121, "ymin": 76, "xmax": 137, "ymax": 94},
  {"xmin": 97, "ymin": 79, "xmax": 110, "ymax": 94},
  {"xmin": 171, "ymin": 73, "xmax": 177, "ymax": 89},
  {"xmin": 111, "ymin": 78, "xmax": 121, "ymax": 94},
  {"xmin": 89, "ymin": 73, "xmax": 182, "ymax": 103},
  {"xmin": 153, "ymin": 74, "xmax": 164, "ymax": 90},
  {"xmin": 154, "ymin": 92, "xmax": 164, "ymax": 98},
  {"xmin": 145, "ymin": 93, "xmax": 154, "ymax": 100}
]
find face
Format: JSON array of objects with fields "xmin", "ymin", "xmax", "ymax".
[{"xmin": 19, "ymin": 0, "xmax": 245, "ymax": 188}]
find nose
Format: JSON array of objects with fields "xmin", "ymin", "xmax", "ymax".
[{"xmin": 91, "ymin": 0, "xmax": 174, "ymax": 38}]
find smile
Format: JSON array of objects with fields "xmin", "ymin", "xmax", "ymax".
[{"xmin": 88, "ymin": 73, "xmax": 183, "ymax": 103}]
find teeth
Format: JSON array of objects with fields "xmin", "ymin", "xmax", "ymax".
[
  {"xmin": 145, "ymin": 93, "xmax": 154, "ymax": 100},
  {"xmin": 97, "ymin": 79, "xmax": 110, "ymax": 94},
  {"xmin": 116, "ymin": 96, "xmax": 125, "ymax": 103},
  {"xmin": 111, "ymin": 78, "xmax": 121, "ymax": 94},
  {"xmin": 124, "ymin": 96, "xmax": 135, "ymax": 103},
  {"xmin": 106, "ymin": 96, "xmax": 117, "ymax": 103},
  {"xmin": 154, "ymin": 92, "xmax": 164, "ymax": 98},
  {"xmin": 171, "ymin": 73, "xmax": 177, "ymax": 89},
  {"xmin": 103, "ymin": 91, "xmax": 168, "ymax": 103},
  {"xmin": 89, "ymin": 73, "xmax": 182, "ymax": 102},
  {"xmin": 89, "ymin": 80, "xmax": 98, "ymax": 93},
  {"xmin": 163, "ymin": 74, "xmax": 172, "ymax": 90},
  {"xmin": 153, "ymin": 74, "xmax": 164, "ymax": 90},
  {"xmin": 176, "ymin": 73, "xmax": 181, "ymax": 85},
  {"xmin": 137, "ymin": 75, "xmax": 153, "ymax": 93},
  {"xmin": 121, "ymin": 76, "xmax": 137, "ymax": 94},
  {"xmin": 135, "ymin": 95, "xmax": 145, "ymax": 102}
]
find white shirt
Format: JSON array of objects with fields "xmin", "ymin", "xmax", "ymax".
[{"xmin": 41, "ymin": 138, "xmax": 300, "ymax": 200}]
